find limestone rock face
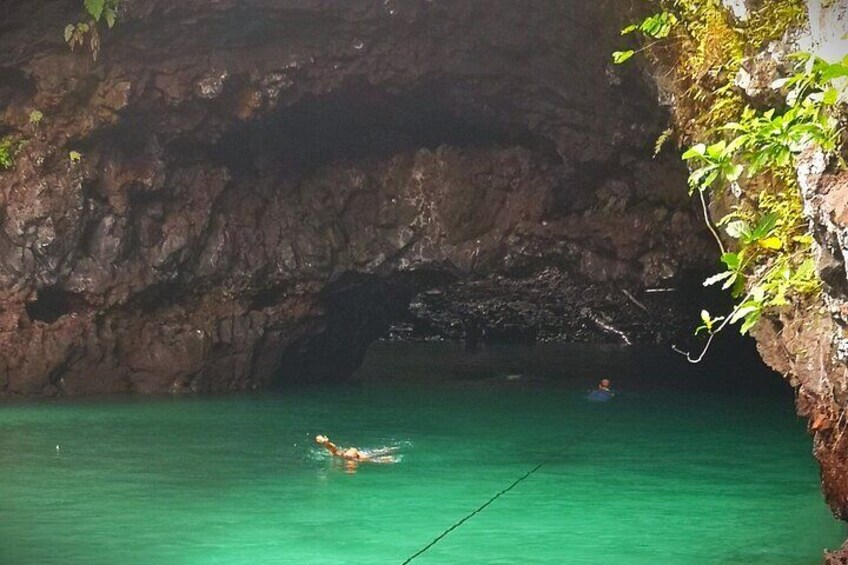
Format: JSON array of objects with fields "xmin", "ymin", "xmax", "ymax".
[
  {"xmin": 753, "ymin": 150, "xmax": 848, "ymax": 535},
  {"xmin": 0, "ymin": 0, "xmax": 713, "ymax": 395}
]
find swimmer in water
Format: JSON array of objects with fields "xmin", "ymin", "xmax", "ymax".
[
  {"xmin": 314, "ymin": 434, "xmax": 367, "ymax": 461},
  {"xmin": 314, "ymin": 435, "xmax": 398, "ymax": 464},
  {"xmin": 598, "ymin": 379, "xmax": 611, "ymax": 392}
]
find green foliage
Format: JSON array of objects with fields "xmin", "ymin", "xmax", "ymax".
[
  {"xmin": 621, "ymin": 11, "xmax": 679, "ymax": 39},
  {"xmin": 612, "ymin": 50, "xmax": 635, "ymax": 64},
  {"xmin": 85, "ymin": 0, "xmax": 106, "ymax": 21},
  {"xmin": 745, "ymin": 0, "xmax": 807, "ymax": 48},
  {"xmin": 84, "ymin": 0, "xmax": 120, "ymax": 28},
  {"xmin": 695, "ymin": 309, "xmax": 724, "ymax": 335},
  {"xmin": 610, "ymin": 1, "xmax": 839, "ymax": 357},
  {"xmin": 653, "ymin": 127, "xmax": 674, "ymax": 156},
  {"xmin": 0, "ymin": 136, "xmax": 20, "ymax": 170},
  {"xmin": 682, "ymin": 140, "xmax": 744, "ymax": 192},
  {"xmin": 612, "ymin": 11, "xmax": 679, "ymax": 65},
  {"xmin": 612, "ymin": 1, "xmax": 749, "ymax": 149},
  {"xmin": 0, "ymin": 111, "xmax": 45, "ymax": 172},
  {"xmin": 683, "ymin": 51, "xmax": 846, "ymax": 339},
  {"xmin": 65, "ymin": 0, "xmax": 120, "ymax": 60}
]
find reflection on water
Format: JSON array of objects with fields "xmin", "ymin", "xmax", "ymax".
[{"xmin": 355, "ymin": 340, "xmax": 785, "ymax": 395}]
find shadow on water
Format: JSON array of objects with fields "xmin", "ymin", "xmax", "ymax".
[{"xmin": 353, "ymin": 337, "xmax": 788, "ymax": 397}]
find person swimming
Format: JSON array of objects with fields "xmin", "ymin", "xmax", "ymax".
[
  {"xmin": 587, "ymin": 379, "xmax": 615, "ymax": 401},
  {"xmin": 314, "ymin": 435, "xmax": 399, "ymax": 464}
]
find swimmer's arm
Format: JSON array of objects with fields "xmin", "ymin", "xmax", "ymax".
[{"xmin": 322, "ymin": 441, "xmax": 342, "ymax": 456}]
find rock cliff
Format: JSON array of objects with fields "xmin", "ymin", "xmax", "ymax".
[
  {"xmin": 0, "ymin": 0, "xmax": 713, "ymax": 395},
  {"xmin": 706, "ymin": 3, "xmax": 848, "ymax": 559}
]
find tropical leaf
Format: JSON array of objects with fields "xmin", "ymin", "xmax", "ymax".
[
  {"xmin": 84, "ymin": 0, "xmax": 105, "ymax": 21},
  {"xmin": 724, "ymin": 220, "xmax": 750, "ymax": 239},
  {"xmin": 104, "ymin": 7, "xmax": 117, "ymax": 28},
  {"xmin": 612, "ymin": 50, "xmax": 635, "ymax": 64},
  {"xmin": 682, "ymin": 143, "xmax": 706, "ymax": 160},
  {"xmin": 730, "ymin": 303, "xmax": 760, "ymax": 324},
  {"xmin": 720, "ymin": 252, "xmax": 740, "ymax": 270},
  {"xmin": 703, "ymin": 271, "xmax": 734, "ymax": 287},
  {"xmin": 739, "ymin": 310, "xmax": 761, "ymax": 335}
]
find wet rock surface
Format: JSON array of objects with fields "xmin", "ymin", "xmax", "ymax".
[
  {"xmin": 0, "ymin": 0, "xmax": 714, "ymax": 395},
  {"xmin": 706, "ymin": 2, "xmax": 848, "ymax": 553},
  {"xmin": 752, "ymin": 150, "xmax": 848, "ymax": 532}
]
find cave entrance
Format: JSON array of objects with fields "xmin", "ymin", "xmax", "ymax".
[
  {"xmin": 377, "ymin": 276, "xmax": 784, "ymax": 395},
  {"xmin": 274, "ymin": 270, "xmax": 452, "ymax": 386},
  {"xmin": 213, "ymin": 82, "xmax": 780, "ymax": 395}
]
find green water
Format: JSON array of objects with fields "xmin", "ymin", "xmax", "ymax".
[{"xmin": 0, "ymin": 344, "xmax": 844, "ymax": 564}]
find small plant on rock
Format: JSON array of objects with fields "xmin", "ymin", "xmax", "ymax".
[
  {"xmin": 0, "ymin": 136, "xmax": 22, "ymax": 170},
  {"xmin": 28, "ymin": 110, "xmax": 44, "ymax": 126},
  {"xmin": 64, "ymin": 0, "xmax": 121, "ymax": 60}
]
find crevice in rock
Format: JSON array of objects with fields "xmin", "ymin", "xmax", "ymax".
[
  {"xmin": 249, "ymin": 283, "xmax": 294, "ymax": 311},
  {"xmin": 122, "ymin": 281, "xmax": 188, "ymax": 312},
  {"xmin": 25, "ymin": 287, "xmax": 83, "ymax": 324},
  {"xmin": 211, "ymin": 79, "xmax": 559, "ymax": 179},
  {"xmin": 0, "ymin": 66, "xmax": 34, "ymax": 120}
]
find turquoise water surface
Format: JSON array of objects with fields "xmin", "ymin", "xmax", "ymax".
[{"xmin": 0, "ymin": 344, "xmax": 844, "ymax": 564}]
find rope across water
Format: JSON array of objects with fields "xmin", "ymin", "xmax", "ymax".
[{"xmin": 400, "ymin": 461, "xmax": 547, "ymax": 564}]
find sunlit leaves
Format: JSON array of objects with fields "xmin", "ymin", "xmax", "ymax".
[
  {"xmin": 609, "ymin": 7, "xmax": 836, "ymax": 350},
  {"xmin": 695, "ymin": 310, "xmax": 724, "ymax": 335},
  {"xmin": 679, "ymin": 48, "xmax": 847, "ymax": 339},
  {"xmin": 612, "ymin": 50, "xmax": 635, "ymax": 64},
  {"xmin": 83, "ymin": 0, "xmax": 119, "ymax": 24},
  {"xmin": 758, "ymin": 236, "xmax": 782, "ymax": 250},
  {"xmin": 84, "ymin": 0, "xmax": 105, "ymax": 21},
  {"xmin": 780, "ymin": 53, "xmax": 848, "ymax": 107},
  {"xmin": 612, "ymin": 12, "xmax": 678, "ymax": 64},
  {"xmin": 704, "ymin": 251, "xmax": 746, "ymax": 295},
  {"xmin": 682, "ymin": 141, "xmax": 744, "ymax": 193},
  {"xmin": 680, "ymin": 52, "xmax": 846, "ymax": 339},
  {"xmin": 621, "ymin": 12, "xmax": 678, "ymax": 39},
  {"xmin": 703, "ymin": 271, "xmax": 735, "ymax": 287}
]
